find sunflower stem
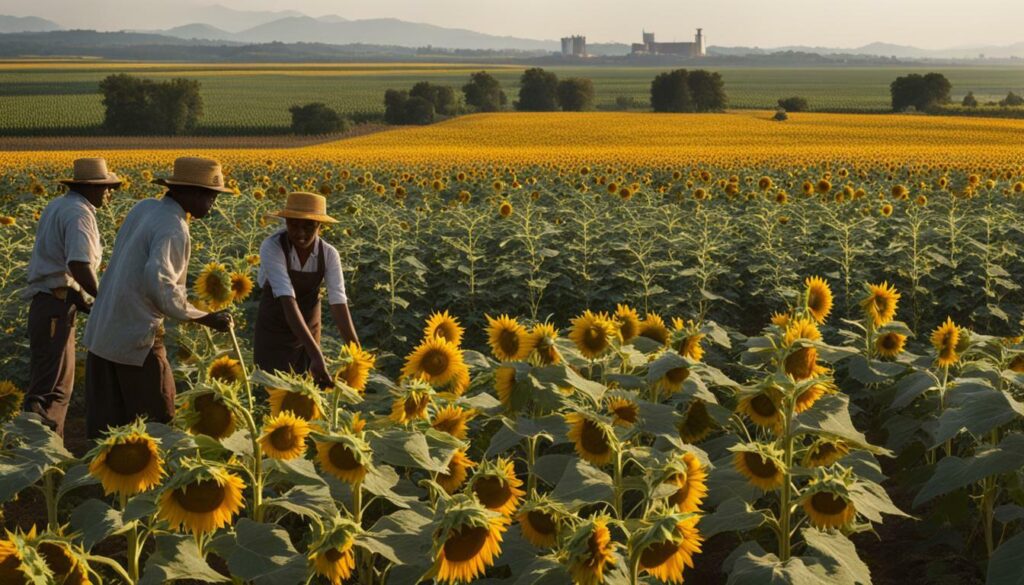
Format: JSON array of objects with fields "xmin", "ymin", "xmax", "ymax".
[
  {"xmin": 85, "ymin": 554, "xmax": 134, "ymax": 584},
  {"xmin": 526, "ymin": 435, "xmax": 538, "ymax": 498},
  {"xmin": 228, "ymin": 323, "xmax": 254, "ymax": 412},
  {"xmin": 353, "ymin": 479, "xmax": 363, "ymax": 525},
  {"xmin": 613, "ymin": 449, "xmax": 624, "ymax": 520},
  {"xmin": 778, "ymin": 394, "xmax": 796, "ymax": 562},
  {"xmin": 237, "ymin": 405, "xmax": 265, "ymax": 522},
  {"xmin": 119, "ymin": 493, "xmax": 140, "ymax": 583},
  {"xmin": 42, "ymin": 469, "xmax": 58, "ymax": 533}
]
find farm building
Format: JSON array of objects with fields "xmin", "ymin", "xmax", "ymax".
[{"xmin": 632, "ymin": 29, "xmax": 706, "ymax": 57}]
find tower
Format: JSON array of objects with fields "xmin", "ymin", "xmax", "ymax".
[
  {"xmin": 695, "ymin": 28, "xmax": 705, "ymax": 56},
  {"xmin": 643, "ymin": 31, "xmax": 656, "ymax": 47},
  {"xmin": 561, "ymin": 37, "xmax": 573, "ymax": 56}
]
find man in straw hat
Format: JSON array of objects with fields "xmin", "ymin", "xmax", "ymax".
[
  {"xmin": 82, "ymin": 156, "xmax": 233, "ymax": 440},
  {"xmin": 22, "ymin": 158, "xmax": 120, "ymax": 437},
  {"xmin": 254, "ymin": 191, "xmax": 359, "ymax": 387}
]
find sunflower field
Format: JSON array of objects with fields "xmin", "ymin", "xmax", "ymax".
[{"xmin": 0, "ymin": 111, "xmax": 1023, "ymax": 584}]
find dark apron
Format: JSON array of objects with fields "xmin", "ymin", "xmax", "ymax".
[{"xmin": 253, "ymin": 233, "xmax": 325, "ymax": 376}]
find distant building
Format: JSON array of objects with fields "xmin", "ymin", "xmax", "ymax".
[
  {"xmin": 632, "ymin": 29, "xmax": 706, "ymax": 57},
  {"xmin": 560, "ymin": 35, "xmax": 587, "ymax": 57}
]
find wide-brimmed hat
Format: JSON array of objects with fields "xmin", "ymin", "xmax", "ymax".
[
  {"xmin": 59, "ymin": 158, "xmax": 122, "ymax": 186},
  {"xmin": 153, "ymin": 156, "xmax": 234, "ymax": 193},
  {"xmin": 270, "ymin": 192, "xmax": 338, "ymax": 224}
]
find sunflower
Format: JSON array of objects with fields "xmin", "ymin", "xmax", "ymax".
[
  {"xmin": 316, "ymin": 434, "xmax": 372, "ymax": 485},
  {"xmin": 875, "ymin": 332, "xmax": 907, "ymax": 359},
  {"xmin": 438, "ymin": 449, "xmax": 477, "ymax": 494},
  {"xmin": 861, "ymin": 282, "xmax": 900, "ymax": 327},
  {"xmin": 636, "ymin": 516, "xmax": 703, "ymax": 584},
  {"xmin": 229, "ymin": 272, "xmax": 253, "ymax": 303},
  {"xmin": 795, "ymin": 383, "xmax": 829, "ymax": 413},
  {"xmin": 1009, "ymin": 354, "xmax": 1024, "ymax": 373},
  {"xmin": 678, "ymin": 400, "xmax": 713, "ymax": 443},
  {"xmin": 194, "ymin": 262, "xmax": 234, "ymax": 310},
  {"xmin": 207, "ymin": 356, "xmax": 245, "ymax": 385},
  {"xmin": 664, "ymin": 452, "xmax": 708, "ymax": 514},
  {"xmin": 569, "ymin": 310, "xmax": 618, "ymax": 359},
  {"xmin": 486, "ymin": 314, "xmax": 534, "ymax": 361},
  {"xmin": 566, "ymin": 517, "xmax": 618, "ymax": 585},
  {"xmin": 258, "ymin": 411, "xmax": 310, "ymax": 460},
  {"xmin": 607, "ymin": 397, "xmax": 639, "ymax": 427},
  {"xmin": 311, "ymin": 536, "xmax": 356, "ymax": 585},
  {"xmin": 494, "ymin": 366, "xmax": 519, "ymax": 410},
  {"xmin": 498, "ymin": 200, "xmax": 513, "ymax": 217},
  {"xmin": 802, "ymin": 488, "xmax": 856, "ymax": 529},
  {"xmin": 430, "ymin": 506, "xmax": 507, "ymax": 584},
  {"xmin": 565, "ymin": 412, "xmax": 615, "ymax": 466},
  {"xmin": 471, "ymin": 458, "xmax": 526, "ymax": 517},
  {"xmin": 530, "ymin": 322, "xmax": 562, "ymax": 365},
  {"xmin": 424, "ymin": 310, "xmax": 465, "ymax": 347},
  {"xmin": 614, "ymin": 304, "xmax": 641, "ymax": 342},
  {"xmin": 783, "ymin": 317, "xmax": 824, "ymax": 381},
  {"xmin": 804, "ymin": 276, "xmax": 833, "ymax": 324},
  {"xmin": 516, "ymin": 498, "xmax": 564, "ymax": 548},
  {"xmin": 88, "ymin": 424, "xmax": 164, "ymax": 497},
  {"xmin": 157, "ymin": 466, "xmax": 246, "ymax": 534},
  {"xmin": 802, "ymin": 439, "xmax": 850, "ymax": 467},
  {"xmin": 931, "ymin": 317, "xmax": 961, "ymax": 368},
  {"xmin": 736, "ymin": 386, "xmax": 783, "ymax": 430},
  {"xmin": 402, "ymin": 337, "xmax": 467, "ymax": 388},
  {"xmin": 770, "ymin": 312, "xmax": 791, "ymax": 328},
  {"xmin": 389, "ymin": 383, "xmax": 433, "ymax": 425},
  {"xmin": 335, "ymin": 342, "xmax": 375, "ymax": 393},
  {"xmin": 0, "ymin": 381, "xmax": 24, "ymax": 423},
  {"xmin": 657, "ymin": 365, "xmax": 691, "ymax": 397},
  {"xmin": 670, "ymin": 319, "xmax": 705, "ymax": 362},
  {"xmin": 638, "ymin": 313, "xmax": 670, "ymax": 345},
  {"xmin": 269, "ymin": 388, "xmax": 322, "ymax": 422},
  {"xmin": 733, "ymin": 449, "xmax": 785, "ymax": 491},
  {"xmin": 186, "ymin": 392, "xmax": 236, "ymax": 439},
  {"xmin": 432, "ymin": 405, "xmax": 475, "ymax": 440},
  {"xmin": 38, "ymin": 540, "xmax": 91, "ymax": 585},
  {"xmin": 0, "ymin": 533, "xmax": 28, "ymax": 584}
]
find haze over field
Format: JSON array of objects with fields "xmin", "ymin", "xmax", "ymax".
[{"xmin": 0, "ymin": 0, "xmax": 1021, "ymax": 50}]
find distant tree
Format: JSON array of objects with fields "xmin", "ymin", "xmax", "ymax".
[
  {"xmin": 961, "ymin": 91, "xmax": 978, "ymax": 107},
  {"xmin": 774, "ymin": 108, "xmax": 789, "ymax": 121},
  {"xmin": 289, "ymin": 102, "xmax": 348, "ymax": 135},
  {"xmin": 99, "ymin": 73, "xmax": 203, "ymax": 135},
  {"xmin": 890, "ymin": 72, "xmax": 951, "ymax": 112},
  {"xmin": 410, "ymin": 81, "xmax": 457, "ymax": 116},
  {"xmin": 515, "ymin": 68, "xmax": 559, "ymax": 111},
  {"xmin": 462, "ymin": 71, "xmax": 506, "ymax": 112},
  {"xmin": 383, "ymin": 89, "xmax": 435, "ymax": 125},
  {"xmin": 614, "ymin": 96, "xmax": 636, "ymax": 110},
  {"xmin": 650, "ymin": 69, "xmax": 692, "ymax": 113},
  {"xmin": 778, "ymin": 96, "xmax": 809, "ymax": 112},
  {"xmin": 556, "ymin": 78, "xmax": 595, "ymax": 111},
  {"xmin": 687, "ymin": 70, "xmax": 727, "ymax": 111},
  {"xmin": 1000, "ymin": 91, "xmax": 1024, "ymax": 107}
]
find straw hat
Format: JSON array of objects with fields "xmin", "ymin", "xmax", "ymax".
[
  {"xmin": 271, "ymin": 192, "xmax": 338, "ymax": 224},
  {"xmin": 153, "ymin": 156, "xmax": 234, "ymax": 193},
  {"xmin": 59, "ymin": 158, "xmax": 122, "ymax": 186}
]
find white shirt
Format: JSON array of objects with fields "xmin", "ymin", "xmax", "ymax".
[
  {"xmin": 83, "ymin": 197, "xmax": 206, "ymax": 366},
  {"xmin": 257, "ymin": 229, "xmax": 348, "ymax": 305},
  {"xmin": 22, "ymin": 191, "xmax": 102, "ymax": 299}
]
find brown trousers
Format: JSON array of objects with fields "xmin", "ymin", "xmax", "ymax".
[
  {"xmin": 85, "ymin": 338, "xmax": 176, "ymax": 440},
  {"xmin": 25, "ymin": 292, "xmax": 78, "ymax": 437}
]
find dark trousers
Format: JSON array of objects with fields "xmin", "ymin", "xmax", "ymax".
[
  {"xmin": 25, "ymin": 292, "xmax": 77, "ymax": 437},
  {"xmin": 85, "ymin": 339, "xmax": 176, "ymax": 440}
]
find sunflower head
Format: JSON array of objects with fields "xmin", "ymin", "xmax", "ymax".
[
  {"xmin": 861, "ymin": 282, "xmax": 900, "ymax": 327},
  {"xmin": 670, "ymin": 319, "xmax": 704, "ymax": 362},
  {"xmin": 931, "ymin": 317, "xmax": 961, "ymax": 368},
  {"xmin": 802, "ymin": 439, "xmax": 850, "ymax": 468},
  {"xmin": 516, "ymin": 496, "xmax": 568, "ymax": 549},
  {"xmin": 229, "ymin": 271, "xmax": 253, "ymax": 303},
  {"xmin": 194, "ymin": 262, "xmax": 234, "ymax": 310},
  {"xmin": 424, "ymin": 310, "xmax": 465, "ymax": 347},
  {"xmin": 259, "ymin": 411, "xmax": 311, "ymax": 460},
  {"xmin": 431, "ymin": 404, "xmax": 476, "ymax": 440},
  {"xmin": 530, "ymin": 322, "xmax": 562, "ymax": 366},
  {"xmin": 430, "ymin": 496, "xmax": 507, "ymax": 584},
  {"xmin": 265, "ymin": 374, "xmax": 326, "ymax": 421},
  {"xmin": 638, "ymin": 313, "xmax": 670, "ymax": 345},
  {"xmin": 614, "ymin": 304, "xmax": 641, "ymax": 342},
  {"xmin": 389, "ymin": 378, "xmax": 435, "ymax": 424},
  {"xmin": 566, "ymin": 516, "xmax": 619, "ymax": 585},
  {"xmin": 438, "ymin": 449, "xmax": 477, "ymax": 494},
  {"xmin": 157, "ymin": 461, "xmax": 246, "ymax": 535},
  {"xmin": 486, "ymin": 314, "xmax": 534, "ymax": 361},
  {"xmin": 802, "ymin": 475, "xmax": 856, "ymax": 529},
  {"xmin": 309, "ymin": 519, "xmax": 360, "ymax": 585},
  {"xmin": 875, "ymin": 331, "xmax": 907, "ymax": 359},
  {"xmin": 736, "ymin": 385, "xmax": 783, "ymax": 431},
  {"xmin": 402, "ymin": 337, "xmax": 467, "ymax": 388},
  {"xmin": 87, "ymin": 421, "xmax": 164, "ymax": 497},
  {"xmin": 632, "ymin": 513, "xmax": 703, "ymax": 585},
  {"xmin": 180, "ymin": 387, "xmax": 237, "ymax": 440},
  {"xmin": 607, "ymin": 397, "xmax": 640, "ymax": 428},
  {"xmin": 471, "ymin": 457, "xmax": 526, "ymax": 517},
  {"xmin": 0, "ymin": 529, "xmax": 54, "ymax": 585},
  {"xmin": 0, "ymin": 381, "xmax": 24, "ymax": 424},
  {"xmin": 795, "ymin": 381, "xmax": 831, "ymax": 414},
  {"xmin": 498, "ymin": 200, "xmax": 513, "ymax": 217},
  {"xmin": 803, "ymin": 276, "xmax": 833, "ymax": 325},
  {"xmin": 658, "ymin": 452, "xmax": 708, "ymax": 514},
  {"xmin": 782, "ymin": 318, "xmax": 824, "ymax": 381},
  {"xmin": 677, "ymin": 399, "xmax": 714, "ymax": 443},
  {"xmin": 565, "ymin": 412, "xmax": 617, "ymax": 466},
  {"xmin": 207, "ymin": 356, "xmax": 245, "ymax": 386},
  {"xmin": 315, "ymin": 432, "xmax": 373, "ymax": 485},
  {"xmin": 732, "ymin": 444, "xmax": 785, "ymax": 491},
  {"xmin": 569, "ymin": 310, "xmax": 619, "ymax": 359},
  {"xmin": 37, "ymin": 538, "xmax": 91, "ymax": 585},
  {"xmin": 335, "ymin": 343, "xmax": 375, "ymax": 393}
]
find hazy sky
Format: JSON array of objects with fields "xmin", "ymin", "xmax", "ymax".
[{"xmin": 3, "ymin": 0, "xmax": 1022, "ymax": 47}]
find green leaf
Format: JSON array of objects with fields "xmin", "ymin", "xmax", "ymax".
[
  {"xmin": 139, "ymin": 534, "xmax": 228, "ymax": 584},
  {"xmin": 368, "ymin": 505, "xmax": 435, "ymax": 567},
  {"xmin": 0, "ymin": 460, "xmax": 44, "ymax": 505},
  {"xmin": 793, "ymin": 394, "xmax": 889, "ymax": 454},
  {"xmin": 57, "ymin": 463, "xmax": 98, "ymax": 502},
  {"xmin": 930, "ymin": 382, "xmax": 1024, "ymax": 447},
  {"xmin": 549, "ymin": 459, "xmax": 614, "ymax": 510},
  {"xmin": 846, "ymin": 355, "xmax": 907, "ymax": 384},
  {"xmin": 486, "ymin": 416, "xmax": 565, "ymax": 458},
  {"xmin": 265, "ymin": 484, "xmax": 337, "ymax": 520},
  {"xmin": 533, "ymin": 364, "xmax": 607, "ymax": 405},
  {"xmin": 123, "ymin": 492, "xmax": 158, "ymax": 522},
  {"xmin": 987, "ymin": 531, "xmax": 1024, "ymax": 585},
  {"xmin": 362, "ymin": 464, "xmax": 417, "ymax": 509},
  {"xmin": 891, "ymin": 371, "xmax": 938, "ymax": 410},
  {"xmin": 264, "ymin": 457, "xmax": 327, "ymax": 487},
  {"xmin": 699, "ymin": 497, "xmax": 766, "ymax": 538},
  {"xmin": 726, "ymin": 551, "xmax": 822, "ymax": 585},
  {"xmin": 70, "ymin": 498, "xmax": 123, "ymax": 550},
  {"xmin": 210, "ymin": 519, "xmax": 306, "ymax": 585},
  {"xmin": 846, "ymin": 479, "xmax": 907, "ymax": 522},
  {"xmin": 802, "ymin": 528, "xmax": 872, "ymax": 585},
  {"xmin": 914, "ymin": 433, "xmax": 1024, "ymax": 507},
  {"xmin": 513, "ymin": 556, "xmax": 570, "ymax": 585}
]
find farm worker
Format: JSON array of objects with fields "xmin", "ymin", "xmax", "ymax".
[
  {"xmin": 82, "ymin": 156, "xmax": 233, "ymax": 440},
  {"xmin": 254, "ymin": 191, "xmax": 359, "ymax": 387},
  {"xmin": 22, "ymin": 158, "xmax": 121, "ymax": 437}
]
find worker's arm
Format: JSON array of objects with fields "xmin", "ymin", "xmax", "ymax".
[
  {"xmin": 280, "ymin": 296, "xmax": 332, "ymax": 387},
  {"xmin": 330, "ymin": 303, "xmax": 360, "ymax": 346},
  {"xmin": 67, "ymin": 261, "xmax": 98, "ymax": 298}
]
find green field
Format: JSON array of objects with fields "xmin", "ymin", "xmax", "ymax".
[{"xmin": 1, "ymin": 62, "xmax": 1022, "ymax": 133}]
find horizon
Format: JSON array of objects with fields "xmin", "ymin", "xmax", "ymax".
[{"xmin": 1, "ymin": 0, "xmax": 1022, "ymax": 49}]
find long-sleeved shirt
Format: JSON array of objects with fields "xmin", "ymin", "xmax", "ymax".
[
  {"xmin": 257, "ymin": 229, "xmax": 348, "ymax": 305},
  {"xmin": 83, "ymin": 197, "xmax": 206, "ymax": 366},
  {"xmin": 22, "ymin": 191, "xmax": 102, "ymax": 300}
]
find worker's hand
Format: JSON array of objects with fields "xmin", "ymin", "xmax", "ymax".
[
  {"xmin": 197, "ymin": 311, "xmax": 233, "ymax": 333},
  {"xmin": 309, "ymin": 351, "xmax": 334, "ymax": 389}
]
